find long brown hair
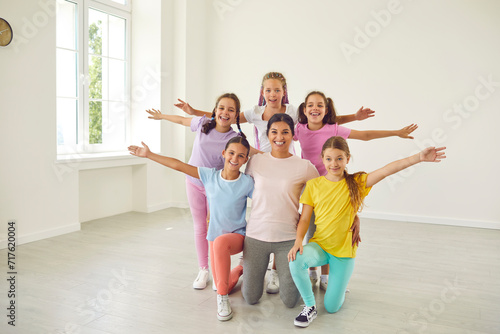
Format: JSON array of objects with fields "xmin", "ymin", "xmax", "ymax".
[
  {"xmin": 202, "ymin": 93, "xmax": 246, "ymax": 139},
  {"xmin": 298, "ymin": 91, "xmax": 337, "ymax": 125},
  {"xmin": 322, "ymin": 136, "xmax": 366, "ymax": 213}
]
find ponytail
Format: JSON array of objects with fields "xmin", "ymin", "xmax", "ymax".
[
  {"xmin": 343, "ymin": 170, "xmax": 367, "ymax": 213},
  {"xmin": 297, "ymin": 102, "xmax": 308, "ymax": 124},
  {"xmin": 299, "ymin": 91, "xmax": 338, "ymax": 125}
]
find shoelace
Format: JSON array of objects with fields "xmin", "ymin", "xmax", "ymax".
[{"xmin": 299, "ymin": 306, "xmax": 314, "ymax": 317}]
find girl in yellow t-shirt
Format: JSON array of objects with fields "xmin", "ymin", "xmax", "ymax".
[{"xmin": 287, "ymin": 136, "xmax": 446, "ymax": 328}]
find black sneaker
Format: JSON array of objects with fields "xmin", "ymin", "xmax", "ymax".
[{"xmin": 294, "ymin": 305, "xmax": 317, "ymax": 327}]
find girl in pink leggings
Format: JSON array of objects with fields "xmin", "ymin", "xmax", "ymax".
[
  {"xmin": 146, "ymin": 93, "xmax": 258, "ymax": 290},
  {"xmin": 129, "ymin": 136, "xmax": 254, "ymax": 321}
]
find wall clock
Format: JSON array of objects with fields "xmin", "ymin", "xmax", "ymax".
[{"xmin": 0, "ymin": 17, "xmax": 13, "ymax": 47}]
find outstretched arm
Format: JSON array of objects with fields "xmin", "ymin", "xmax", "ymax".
[
  {"xmin": 174, "ymin": 99, "xmax": 211, "ymax": 118},
  {"xmin": 128, "ymin": 142, "xmax": 199, "ymax": 179},
  {"xmin": 146, "ymin": 108, "xmax": 192, "ymax": 127},
  {"xmin": 287, "ymin": 204, "xmax": 314, "ymax": 262},
  {"xmin": 337, "ymin": 106, "xmax": 375, "ymax": 125},
  {"xmin": 366, "ymin": 147, "xmax": 446, "ymax": 188},
  {"xmin": 348, "ymin": 124, "xmax": 418, "ymax": 141}
]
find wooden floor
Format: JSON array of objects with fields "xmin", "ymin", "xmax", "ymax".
[{"xmin": 1, "ymin": 208, "xmax": 499, "ymax": 334}]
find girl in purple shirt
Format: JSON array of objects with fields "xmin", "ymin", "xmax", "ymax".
[{"xmin": 146, "ymin": 93, "xmax": 258, "ymax": 290}]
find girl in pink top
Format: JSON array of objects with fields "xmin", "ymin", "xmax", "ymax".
[
  {"xmin": 147, "ymin": 93, "xmax": 258, "ymax": 290},
  {"xmin": 295, "ymin": 90, "xmax": 418, "ymax": 289}
]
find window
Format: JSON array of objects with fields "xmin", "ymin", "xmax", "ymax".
[{"xmin": 56, "ymin": 0, "xmax": 130, "ymax": 155}]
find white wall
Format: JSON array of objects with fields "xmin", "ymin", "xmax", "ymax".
[
  {"xmin": 203, "ymin": 0, "xmax": 500, "ymax": 228},
  {"xmin": 0, "ymin": 0, "xmax": 80, "ymax": 247},
  {"xmin": 1, "ymin": 0, "xmax": 498, "ymax": 249}
]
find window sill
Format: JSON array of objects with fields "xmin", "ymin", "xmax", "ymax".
[{"xmin": 55, "ymin": 151, "xmax": 147, "ymax": 170}]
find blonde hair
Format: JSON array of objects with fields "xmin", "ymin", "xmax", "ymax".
[
  {"xmin": 322, "ymin": 136, "xmax": 366, "ymax": 213},
  {"xmin": 258, "ymin": 72, "xmax": 289, "ymax": 106}
]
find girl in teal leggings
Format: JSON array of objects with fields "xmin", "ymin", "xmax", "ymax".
[{"xmin": 288, "ymin": 136, "xmax": 446, "ymax": 328}]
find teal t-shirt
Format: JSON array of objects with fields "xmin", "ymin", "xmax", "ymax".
[{"xmin": 198, "ymin": 167, "xmax": 254, "ymax": 241}]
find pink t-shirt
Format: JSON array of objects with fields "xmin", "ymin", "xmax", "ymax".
[
  {"xmin": 245, "ymin": 152, "xmax": 319, "ymax": 242},
  {"xmin": 294, "ymin": 123, "xmax": 351, "ymax": 176}
]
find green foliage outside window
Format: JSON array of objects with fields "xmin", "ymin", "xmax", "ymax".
[{"xmin": 89, "ymin": 21, "xmax": 102, "ymax": 144}]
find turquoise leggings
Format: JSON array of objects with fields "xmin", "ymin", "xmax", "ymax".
[{"xmin": 289, "ymin": 242, "xmax": 355, "ymax": 313}]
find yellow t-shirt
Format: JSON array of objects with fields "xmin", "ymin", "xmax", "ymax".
[{"xmin": 300, "ymin": 174, "xmax": 372, "ymax": 258}]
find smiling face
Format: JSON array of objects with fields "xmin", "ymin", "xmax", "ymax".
[
  {"xmin": 322, "ymin": 148, "xmax": 350, "ymax": 181},
  {"xmin": 222, "ymin": 142, "xmax": 249, "ymax": 172},
  {"xmin": 215, "ymin": 97, "xmax": 238, "ymax": 127},
  {"xmin": 262, "ymin": 79, "xmax": 285, "ymax": 107},
  {"xmin": 268, "ymin": 121, "xmax": 293, "ymax": 154},
  {"xmin": 305, "ymin": 94, "xmax": 327, "ymax": 126}
]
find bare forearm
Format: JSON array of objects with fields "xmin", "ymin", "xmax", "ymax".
[
  {"xmin": 336, "ymin": 114, "xmax": 356, "ymax": 125},
  {"xmin": 145, "ymin": 151, "xmax": 199, "ymax": 178},
  {"xmin": 358, "ymin": 130, "xmax": 399, "ymax": 141},
  {"xmin": 163, "ymin": 114, "xmax": 189, "ymax": 125},
  {"xmin": 382, "ymin": 153, "xmax": 421, "ymax": 177}
]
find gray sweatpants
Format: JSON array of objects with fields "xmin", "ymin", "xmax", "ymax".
[{"xmin": 242, "ymin": 236, "xmax": 300, "ymax": 308}]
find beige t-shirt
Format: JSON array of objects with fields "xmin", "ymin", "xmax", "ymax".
[{"xmin": 245, "ymin": 152, "xmax": 319, "ymax": 242}]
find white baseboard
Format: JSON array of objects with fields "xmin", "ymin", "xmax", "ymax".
[
  {"xmin": 145, "ymin": 201, "xmax": 189, "ymax": 213},
  {"xmin": 0, "ymin": 222, "xmax": 81, "ymax": 249},
  {"xmin": 359, "ymin": 211, "xmax": 500, "ymax": 230}
]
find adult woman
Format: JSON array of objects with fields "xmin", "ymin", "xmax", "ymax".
[{"xmin": 242, "ymin": 113, "xmax": 319, "ymax": 307}]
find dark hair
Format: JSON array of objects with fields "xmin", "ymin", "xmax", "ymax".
[
  {"xmin": 298, "ymin": 91, "xmax": 337, "ymax": 125},
  {"xmin": 322, "ymin": 136, "xmax": 366, "ymax": 213},
  {"xmin": 266, "ymin": 113, "xmax": 295, "ymax": 137},
  {"xmin": 225, "ymin": 136, "xmax": 251, "ymax": 157},
  {"xmin": 202, "ymin": 93, "xmax": 246, "ymax": 139},
  {"xmin": 258, "ymin": 72, "xmax": 289, "ymax": 106}
]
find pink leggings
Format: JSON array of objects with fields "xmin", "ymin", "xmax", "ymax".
[
  {"xmin": 209, "ymin": 233, "xmax": 244, "ymax": 295},
  {"xmin": 185, "ymin": 179, "xmax": 209, "ymax": 269}
]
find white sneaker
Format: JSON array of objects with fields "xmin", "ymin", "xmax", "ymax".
[
  {"xmin": 294, "ymin": 305, "xmax": 317, "ymax": 327},
  {"xmin": 217, "ymin": 294, "xmax": 233, "ymax": 321},
  {"xmin": 320, "ymin": 280, "xmax": 327, "ymax": 291},
  {"xmin": 266, "ymin": 269, "xmax": 279, "ymax": 294},
  {"xmin": 193, "ymin": 268, "xmax": 209, "ymax": 290}
]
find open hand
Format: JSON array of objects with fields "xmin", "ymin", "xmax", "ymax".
[
  {"xmin": 146, "ymin": 108, "xmax": 164, "ymax": 120},
  {"xmin": 355, "ymin": 106, "xmax": 375, "ymax": 121},
  {"xmin": 128, "ymin": 142, "xmax": 150, "ymax": 158},
  {"xmin": 398, "ymin": 124, "xmax": 418, "ymax": 139},
  {"xmin": 174, "ymin": 99, "xmax": 195, "ymax": 115},
  {"xmin": 420, "ymin": 147, "xmax": 446, "ymax": 162},
  {"xmin": 287, "ymin": 243, "xmax": 303, "ymax": 262}
]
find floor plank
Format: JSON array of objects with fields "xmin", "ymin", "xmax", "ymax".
[{"xmin": 1, "ymin": 208, "xmax": 499, "ymax": 333}]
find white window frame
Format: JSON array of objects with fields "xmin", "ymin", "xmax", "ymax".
[{"xmin": 57, "ymin": 0, "xmax": 131, "ymax": 156}]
